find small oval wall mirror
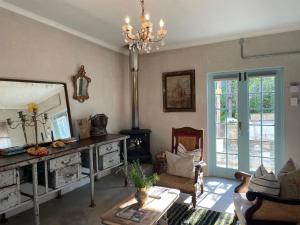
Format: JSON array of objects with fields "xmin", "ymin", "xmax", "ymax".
[{"xmin": 72, "ymin": 65, "xmax": 91, "ymax": 103}]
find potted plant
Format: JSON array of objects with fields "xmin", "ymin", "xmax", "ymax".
[{"xmin": 128, "ymin": 161, "xmax": 159, "ymax": 207}]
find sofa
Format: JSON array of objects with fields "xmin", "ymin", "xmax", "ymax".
[{"xmin": 233, "ymin": 171, "xmax": 300, "ymax": 225}]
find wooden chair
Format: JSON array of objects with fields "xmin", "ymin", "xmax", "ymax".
[
  {"xmin": 234, "ymin": 171, "xmax": 300, "ymax": 225},
  {"xmin": 156, "ymin": 127, "xmax": 205, "ymax": 208}
]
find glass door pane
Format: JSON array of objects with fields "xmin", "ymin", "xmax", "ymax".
[
  {"xmin": 215, "ymin": 79, "xmax": 238, "ymax": 170},
  {"xmin": 248, "ymin": 76, "xmax": 276, "ymax": 172}
]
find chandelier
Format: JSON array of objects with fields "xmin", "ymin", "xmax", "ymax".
[{"xmin": 122, "ymin": 0, "xmax": 167, "ymax": 53}]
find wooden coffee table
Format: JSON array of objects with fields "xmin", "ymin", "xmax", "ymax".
[{"xmin": 100, "ymin": 186, "xmax": 180, "ymax": 225}]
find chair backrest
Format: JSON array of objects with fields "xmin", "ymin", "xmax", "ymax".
[{"xmin": 172, "ymin": 127, "xmax": 204, "ymax": 161}]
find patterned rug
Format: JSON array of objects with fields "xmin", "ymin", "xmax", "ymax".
[{"xmin": 167, "ymin": 203, "xmax": 238, "ymax": 225}]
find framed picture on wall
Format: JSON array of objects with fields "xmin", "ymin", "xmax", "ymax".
[{"xmin": 162, "ymin": 70, "xmax": 196, "ymax": 112}]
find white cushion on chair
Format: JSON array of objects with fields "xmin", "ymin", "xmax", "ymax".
[
  {"xmin": 233, "ymin": 193, "xmax": 254, "ymax": 225},
  {"xmin": 166, "ymin": 151, "xmax": 194, "ymax": 179},
  {"xmin": 177, "ymin": 143, "xmax": 202, "ymax": 161}
]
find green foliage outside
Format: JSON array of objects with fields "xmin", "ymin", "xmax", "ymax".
[
  {"xmin": 128, "ymin": 161, "xmax": 159, "ymax": 189},
  {"xmin": 216, "ymin": 77, "xmax": 274, "ymax": 122}
]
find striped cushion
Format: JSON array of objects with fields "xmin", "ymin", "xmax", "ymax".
[
  {"xmin": 253, "ymin": 164, "xmax": 268, "ymax": 177},
  {"xmin": 248, "ymin": 165, "xmax": 280, "ymax": 197}
]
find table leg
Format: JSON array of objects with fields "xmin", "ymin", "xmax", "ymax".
[
  {"xmin": 32, "ymin": 163, "xmax": 40, "ymax": 225},
  {"xmin": 56, "ymin": 191, "xmax": 62, "ymax": 199},
  {"xmin": 123, "ymin": 139, "xmax": 128, "ymax": 187},
  {"xmin": 44, "ymin": 161, "xmax": 48, "ymax": 194},
  {"xmin": 0, "ymin": 214, "xmax": 7, "ymax": 223},
  {"xmin": 89, "ymin": 146, "xmax": 96, "ymax": 207},
  {"xmin": 157, "ymin": 214, "xmax": 168, "ymax": 225},
  {"xmin": 95, "ymin": 146, "xmax": 99, "ymax": 181}
]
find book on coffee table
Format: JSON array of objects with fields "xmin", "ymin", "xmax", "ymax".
[
  {"xmin": 101, "ymin": 187, "xmax": 180, "ymax": 225},
  {"xmin": 116, "ymin": 205, "xmax": 151, "ymax": 222}
]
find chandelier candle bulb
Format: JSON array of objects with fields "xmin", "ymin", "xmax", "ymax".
[
  {"xmin": 145, "ymin": 13, "xmax": 150, "ymax": 21},
  {"xmin": 125, "ymin": 16, "xmax": 130, "ymax": 24},
  {"xmin": 159, "ymin": 19, "xmax": 164, "ymax": 28}
]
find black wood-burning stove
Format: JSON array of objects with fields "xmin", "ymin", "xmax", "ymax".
[
  {"xmin": 120, "ymin": 44, "xmax": 152, "ymax": 163},
  {"xmin": 120, "ymin": 129, "xmax": 151, "ymax": 163}
]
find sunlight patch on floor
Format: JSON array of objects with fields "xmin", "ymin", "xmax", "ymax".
[{"xmin": 178, "ymin": 177, "xmax": 239, "ymax": 214}]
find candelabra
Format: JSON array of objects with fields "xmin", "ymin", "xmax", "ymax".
[{"xmin": 6, "ymin": 108, "xmax": 48, "ymax": 149}]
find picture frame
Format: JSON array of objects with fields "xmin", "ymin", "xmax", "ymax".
[{"xmin": 162, "ymin": 70, "xmax": 196, "ymax": 112}]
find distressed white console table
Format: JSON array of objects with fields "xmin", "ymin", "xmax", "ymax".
[{"xmin": 0, "ymin": 134, "xmax": 128, "ymax": 225}]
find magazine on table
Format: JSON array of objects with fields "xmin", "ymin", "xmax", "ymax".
[{"xmin": 116, "ymin": 205, "xmax": 151, "ymax": 222}]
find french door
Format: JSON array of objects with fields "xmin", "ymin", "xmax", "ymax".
[{"xmin": 208, "ymin": 68, "xmax": 283, "ymax": 178}]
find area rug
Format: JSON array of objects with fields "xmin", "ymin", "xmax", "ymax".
[{"xmin": 167, "ymin": 203, "xmax": 238, "ymax": 225}]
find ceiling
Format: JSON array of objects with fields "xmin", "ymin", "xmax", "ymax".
[
  {"xmin": 0, "ymin": 81, "xmax": 64, "ymax": 109},
  {"xmin": 1, "ymin": 0, "xmax": 300, "ymax": 53}
]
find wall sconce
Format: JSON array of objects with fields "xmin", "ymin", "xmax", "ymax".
[{"xmin": 289, "ymin": 82, "xmax": 299, "ymax": 107}]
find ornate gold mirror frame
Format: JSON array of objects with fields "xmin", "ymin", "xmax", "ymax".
[{"xmin": 72, "ymin": 65, "xmax": 91, "ymax": 103}]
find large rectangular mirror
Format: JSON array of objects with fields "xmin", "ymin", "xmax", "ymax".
[{"xmin": 0, "ymin": 79, "xmax": 72, "ymax": 149}]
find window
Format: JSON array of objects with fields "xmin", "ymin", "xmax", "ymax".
[
  {"xmin": 0, "ymin": 122, "xmax": 11, "ymax": 149},
  {"xmin": 51, "ymin": 112, "xmax": 71, "ymax": 140}
]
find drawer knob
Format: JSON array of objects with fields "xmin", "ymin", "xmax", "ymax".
[
  {"xmin": 65, "ymin": 174, "xmax": 74, "ymax": 178},
  {"xmin": 62, "ymin": 158, "xmax": 72, "ymax": 164}
]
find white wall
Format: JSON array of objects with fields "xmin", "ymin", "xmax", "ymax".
[
  {"xmin": 0, "ymin": 8, "xmax": 131, "ymax": 135},
  {"xmin": 139, "ymin": 30, "xmax": 300, "ymax": 171}
]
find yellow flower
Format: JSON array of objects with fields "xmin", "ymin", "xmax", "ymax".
[{"xmin": 28, "ymin": 103, "xmax": 38, "ymax": 113}]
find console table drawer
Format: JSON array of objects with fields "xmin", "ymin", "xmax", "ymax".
[
  {"xmin": 49, "ymin": 164, "xmax": 81, "ymax": 189},
  {"xmin": 0, "ymin": 185, "xmax": 20, "ymax": 212},
  {"xmin": 49, "ymin": 153, "xmax": 81, "ymax": 172},
  {"xmin": 0, "ymin": 169, "xmax": 16, "ymax": 188},
  {"xmin": 98, "ymin": 142, "xmax": 120, "ymax": 156},
  {"xmin": 99, "ymin": 151, "xmax": 120, "ymax": 170}
]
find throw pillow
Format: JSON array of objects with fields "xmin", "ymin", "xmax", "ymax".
[
  {"xmin": 248, "ymin": 165, "xmax": 280, "ymax": 197},
  {"xmin": 177, "ymin": 143, "xmax": 187, "ymax": 155},
  {"xmin": 278, "ymin": 158, "xmax": 300, "ymax": 199},
  {"xmin": 166, "ymin": 151, "xmax": 194, "ymax": 179},
  {"xmin": 278, "ymin": 158, "xmax": 299, "ymax": 177},
  {"xmin": 177, "ymin": 143, "xmax": 201, "ymax": 161},
  {"xmin": 253, "ymin": 164, "xmax": 268, "ymax": 178},
  {"xmin": 278, "ymin": 169, "xmax": 300, "ymax": 199}
]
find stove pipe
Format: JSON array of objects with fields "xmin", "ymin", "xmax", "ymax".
[{"xmin": 129, "ymin": 45, "xmax": 139, "ymax": 129}]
